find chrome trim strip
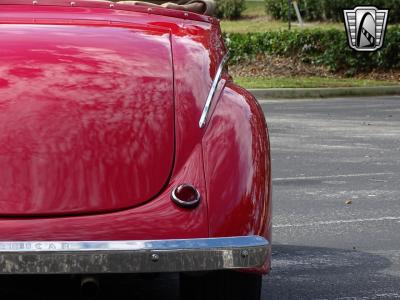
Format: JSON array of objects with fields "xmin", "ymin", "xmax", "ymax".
[
  {"xmin": 199, "ymin": 52, "xmax": 229, "ymax": 128},
  {"xmin": 0, "ymin": 236, "xmax": 269, "ymax": 274}
]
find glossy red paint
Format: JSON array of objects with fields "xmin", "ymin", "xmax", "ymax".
[
  {"xmin": 0, "ymin": 144, "xmax": 209, "ymax": 240},
  {"xmin": 0, "ymin": 1, "xmax": 271, "ymax": 274},
  {"xmin": 203, "ymin": 82, "xmax": 272, "ymax": 272},
  {"xmin": 0, "ymin": 23, "xmax": 175, "ymax": 216}
]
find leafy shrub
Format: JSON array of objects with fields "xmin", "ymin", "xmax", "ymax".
[
  {"xmin": 216, "ymin": 0, "xmax": 246, "ymax": 20},
  {"xmin": 264, "ymin": 0, "xmax": 291, "ymax": 20},
  {"xmin": 225, "ymin": 26, "xmax": 400, "ymax": 73},
  {"xmin": 265, "ymin": 0, "xmax": 400, "ymax": 22}
]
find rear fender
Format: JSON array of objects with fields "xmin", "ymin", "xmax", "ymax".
[{"xmin": 202, "ymin": 82, "xmax": 272, "ymax": 273}]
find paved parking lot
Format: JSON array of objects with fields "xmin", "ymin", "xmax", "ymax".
[
  {"xmin": 261, "ymin": 96, "xmax": 400, "ymax": 299},
  {"xmin": 1, "ymin": 96, "xmax": 399, "ymax": 299}
]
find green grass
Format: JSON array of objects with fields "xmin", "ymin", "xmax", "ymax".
[
  {"xmin": 224, "ymin": 0, "xmax": 398, "ymax": 33},
  {"xmin": 235, "ymin": 76, "xmax": 400, "ymax": 89},
  {"xmin": 243, "ymin": 1, "xmax": 266, "ymax": 18},
  {"xmin": 221, "ymin": 18, "xmax": 343, "ymax": 33},
  {"xmin": 222, "ymin": 1, "xmax": 343, "ymax": 34}
]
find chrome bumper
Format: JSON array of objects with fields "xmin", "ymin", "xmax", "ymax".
[{"xmin": 0, "ymin": 236, "xmax": 270, "ymax": 274}]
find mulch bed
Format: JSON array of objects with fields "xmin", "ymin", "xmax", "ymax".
[{"xmin": 230, "ymin": 54, "xmax": 400, "ymax": 81}]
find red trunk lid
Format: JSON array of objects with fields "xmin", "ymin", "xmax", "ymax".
[{"xmin": 0, "ymin": 24, "xmax": 175, "ymax": 216}]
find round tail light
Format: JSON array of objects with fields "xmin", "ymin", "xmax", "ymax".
[{"xmin": 171, "ymin": 184, "xmax": 201, "ymax": 208}]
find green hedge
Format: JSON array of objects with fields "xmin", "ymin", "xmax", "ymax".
[
  {"xmin": 225, "ymin": 26, "xmax": 400, "ymax": 74},
  {"xmin": 216, "ymin": 0, "xmax": 246, "ymax": 19},
  {"xmin": 265, "ymin": 0, "xmax": 400, "ymax": 22}
]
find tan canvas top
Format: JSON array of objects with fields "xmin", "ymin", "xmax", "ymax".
[{"xmin": 129, "ymin": 0, "xmax": 215, "ymax": 16}]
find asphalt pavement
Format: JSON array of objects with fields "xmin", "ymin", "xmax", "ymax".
[
  {"xmin": 1, "ymin": 96, "xmax": 399, "ymax": 299},
  {"xmin": 261, "ymin": 96, "xmax": 400, "ymax": 299}
]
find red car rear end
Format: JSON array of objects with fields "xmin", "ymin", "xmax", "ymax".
[{"xmin": 0, "ymin": 1, "xmax": 272, "ymax": 299}]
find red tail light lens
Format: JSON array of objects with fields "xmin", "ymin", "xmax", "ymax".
[{"xmin": 171, "ymin": 184, "xmax": 201, "ymax": 208}]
